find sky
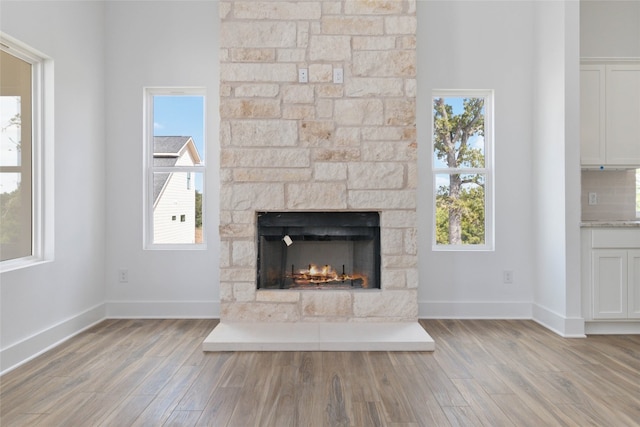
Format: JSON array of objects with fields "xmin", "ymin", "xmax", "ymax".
[{"xmin": 153, "ymin": 95, "xmax": 205, "ymax": 191}]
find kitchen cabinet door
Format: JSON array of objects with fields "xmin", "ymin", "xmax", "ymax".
[
  {"xmin": 629, "ymin": 250, "xmax": 640, "ymax": 319},
  {"xmin": 580, "ymin": 65, "xmax": 606, "ymax": 165},
  {"xmin": 593, "ymin": 250, "xmax": 627, "ymax": 319},
  {"xmin": 606, "ymin": 65, "xmax": 640, "ymax": 165}
]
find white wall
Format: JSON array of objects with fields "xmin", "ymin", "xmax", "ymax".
[
  {"xmin": 104, "ymin": 1, "xmax": 220, "ymax": 317},
  {"xmin": 417, "ymin": 1, "xmax": 536, "ymax": 318},
  {"xmin": 531, "ymin": 1, "xmax": 583, "ymax": 336},
  {"xmin": 581, "ymin": 0, "xmax": 640, "ymax": 58},
  {"xmin": 0, "ymin": 1, "xmax": 107, "ymax": 373}
]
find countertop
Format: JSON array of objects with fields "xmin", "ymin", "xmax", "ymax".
[{"xmin": 581, "ymin": 220, "xmax": 640, "ymax": 228}]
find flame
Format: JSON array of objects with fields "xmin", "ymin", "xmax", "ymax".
[{"xmin": 291, "ymin": 263, "xmax": 368, "ymax": 288}]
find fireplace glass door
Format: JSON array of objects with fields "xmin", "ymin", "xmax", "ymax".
[{"xmin": 257, "ymin": 212, "xmax": 380, "ymax": 290}]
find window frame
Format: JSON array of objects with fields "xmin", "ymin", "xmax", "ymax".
[
  {"xmin": 0, "ymin": 33, "xmax": 53, "ymax": 272},
  {"xmin": 431, "ymin": 89, "xmax": 495, "ymax": 251},
  {"xmin": 143, "ymin": 87, "xmax": 207, "ymax": 250}
]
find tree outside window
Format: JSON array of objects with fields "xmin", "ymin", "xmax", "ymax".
[{"xmin": 432, "ymin": 92, "xmax": 494, "ymax": 250}]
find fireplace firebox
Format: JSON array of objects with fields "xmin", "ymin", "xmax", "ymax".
[{"xmin": 257, "ymin": 212, "xmax": 381, "ymax": 290}]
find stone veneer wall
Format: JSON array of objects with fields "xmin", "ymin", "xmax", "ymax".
[{"xmin": 219, "ymin": 0, "xmax": 418, "ymax": 322}]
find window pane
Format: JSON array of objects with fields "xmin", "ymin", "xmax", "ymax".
[
  {"xmin": 1, "ymin": 49, "xmax": 33, "ymax": 262},
  {"xmin": 1, "ymin": 96, "xmax": 22, "ymax": 167},
  {"xmin": 153, "ymin": 172, "xmax": 203, "ymax": 244},
  {"xmin": 153, "ymin": 95, "xmax": 205, "ymax": 165},
  {"xmin": 435, "ymin": 173, "xmax": 485, "ymax": 245},
  {"xmin": 0, "ymin": 173, "xmax": 31, "ymax": 260},
  {"xmin": 433, "ymin": 97, "xmax": 485, "ymax": 169}
]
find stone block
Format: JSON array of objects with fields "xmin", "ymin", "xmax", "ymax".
[
  {"xmin": 352, "ymin": 51, "xmax": 415, "ymax": 77},
  {"xmin": 381, "ymin": 269, "xmax": 406, "ymax": 289},
  {"xmin": 235, "ymin": 84, "xmax": 280, "ymax": 98},
  {"xmin": 382, "ymin": 255, "xmax": 417, "ymax": 269},
  {"xmin": 321, "ymin": 16, "xmax": 383, "ymax": 35},
  {"xmin": 234, "ymin": 282, "xmax": 256, "ymax": 302},
  {"xmin": 219, "ymin": 1, "xmax": 231, "ymax": 19},
  {"xmin": 404, "ymin": 228, "xmax": 417, "ymax": 255},
  {"xmin": 347, "ymin": 162, "xmax": 404, "ymax": 189},
  {"xmin": 234, "ymin": 1, "xmax": 322, "ymax": 20},
  {"xmin": 313, "ymin": 148, "xmax": 361, "ymax": 162},
  {"xmin": 300, "ymin": 120, "xmax": 334, "ymax": 145},
  {"xmin": 219, "ymin": 223, "xmax": 255, "ymax": 238},
  {"xmin": 406, "ymin": 268, "xmax": 418, "ymax": 289},
  {"xmin": 345, "ymin": 78, "xmax": 404, "ymax": 97},
  {"xmin": 221, "ymin": 22, "xmax": 297, "ymax": 48},
  {"xmin": 232, "ymin": 240, "xmax": 256, "ymax": 267},
  {"xmin": 344, "ymin": 0, "xmax": 404, "ymax": 15},
  {"xmin": 334, "ymin": 99, "xmax": 384, "ymax": 125},
  {"xmin": 316, "ymin": 99, "xmax": 333, "ymax": 119},
  {"xmin": 220, "ymin": 99, "xmax": 281, "ymax": 119},
  {"xmin": 316, "ymin": 84, "xmax": 344, "ymax": 98},
  {"xmin": 282, "ymin": 85, "xmax": 315, "ymax": 104},
  {"xmin": 322, "ymin": 1, "xmax": 342, "ymax": 14},
  {"xmin": 360, "ymin": 140, "xmax": 416, "ymax": 162},
  {"xmin": 309, "ymin": 35, "xmax": 352, "ymax": 61},
  {"xmin": 219, "ymin": 282, "xmax": 234, "ymax": 302},
  {"xmin": 221, "ymin": 148, "xmax": 310, "ymax": 168},
  {"xmin": 381, "ymin": 227, "xmax": 404, "ymax": 254},
  {"xmin": 286, "ymin": 182, "xmax": 347, "ymax": 210},
  {"xmin": 230, "ymin": 48, "xmax": 275, "ymax": 62},
  {"xmin": 219, "ymin": 240, "xmax": 230, "ymax": 268},
  {"xmin": 405, "ymin": 78, "xmax": 417, "ymax": 98},
  {"xmin": 233, "ymin": 168, "xmax": 312, "ymax": 182},
  {"xmin": 302, "ymin": 292, "xmax": 353, "ymax": 317},
  {"xmin": 221, "ymin": 302, "xmax": 300, "ymax": 322},
  {"xmin": 282, "ymin": 105, "xmax": 316, "ymax": 120},
  {"xmin": 277, "ymin": 48, "xmax": 306, "ymax": 62},
  {"xmin": 352, "ymin": 36, "xmax": 396, "ymax": 50},
  {"xmin": 297, "ymin": 21, "xmax": 309, "ymax": 48},
  {"xmin": 314, "ymin": 162, "xmax": 347, "ymax": 181},
  {"xmin": 361, "ymin": 126, "xmax": 408, "ymax": 141},
  {"xmin": 353, "ymin": 290, "xmax": 418, "ymax": 320},
  {"xmin": 348, "ymin": 190, "xmax": 416, "ymax": 209},
  {"xmin": 334, "ymin": 127, "xmax": 360, "ymax": 146},
  {"xmin": 231, "ymin": 183, "xmax": 285, "ymax": 210},
  {"xmin": 220, "ymin": 63, "xmax": 297, "ymax": 82},
  {"xmin": 309, "ymin": 64, "xmax": 333, "ymax": 83},
  {"xmin": 385, "ymin": 99, "xmax": 415, "ymax": 126},
  {"xmin": 384, "ymin": 16, "xmax": 417, "ymax": 35},
  {"xmin": 230, "ymin": 120, "xmax": 297, "ymax": 146},
  {"xmin": 407, "ymin": 163, "xmax": 417, "ymax": 189},
  {"xmin": 257, "ymin": 290, "xmax": 301, "ymax": 303}
]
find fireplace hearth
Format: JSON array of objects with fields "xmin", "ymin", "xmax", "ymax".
[{"xmin": 257, "ymin": 211, "xmax": 380, "ymax": 290}]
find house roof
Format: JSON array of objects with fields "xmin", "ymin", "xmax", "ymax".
[{"xmin": 153, "ymin": 136, "xmax": 201, "ymax": 205}]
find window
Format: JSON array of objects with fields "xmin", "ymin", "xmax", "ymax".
[
  {"xmin": 1, "ymin": 35, "xmax": 51, "ymax": 270},
  {"xmin": 432, "ymin": 91, "xmax": 494, "ymax": 250},
  {"xmin": 144, "ymin": 88, "xmax": 205, "ymax": 248}
]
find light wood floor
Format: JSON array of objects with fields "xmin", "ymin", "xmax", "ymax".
[{"xmin": 1, "ymin": 319, "xmax": 639, "ymax": 427}]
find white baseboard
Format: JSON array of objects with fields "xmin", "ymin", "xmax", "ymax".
[
  {"xmin": 585, "ymin": 321, "xmax": 640, "ymax": 335},
  {"xmin": 105, "ymin": 300, "xmax": 219, "ymax": 318},
  {"xmin": 419, "ymin": 301, "xmax": 532, "ymax": 319},
  {"xmin": 532, "ymin": 304, "xmax": 586, "ymax": 338},
  {"xmin": 0, "ymin": 303, "xmax": 106, "ymax": 375}
]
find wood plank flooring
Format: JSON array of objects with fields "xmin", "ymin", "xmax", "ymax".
[{"xmin": 1, "ymin": 318, "xmax": 639, "ymax": 426}]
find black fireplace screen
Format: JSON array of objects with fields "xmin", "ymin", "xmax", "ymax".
[{"xmin": 257, "ymin": 212, "xmax": 381, "ymax": 290}]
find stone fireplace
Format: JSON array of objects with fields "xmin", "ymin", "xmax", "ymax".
[
  {"xmin": 204, "ymin": 0, "xmax": 433, "ymax": 350},
  {"xmin": 257, "ymin": 211, "xmax": 380, "ymax": 290}
]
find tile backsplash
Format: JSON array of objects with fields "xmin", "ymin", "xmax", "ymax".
[{"xmin": 581, "ymin": 169, "xmax": 637, "ymax": 221}]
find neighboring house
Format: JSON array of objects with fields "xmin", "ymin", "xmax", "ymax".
[{"xmin": 153, "ymin": 136, "xmax": 201, "ymax": 244}]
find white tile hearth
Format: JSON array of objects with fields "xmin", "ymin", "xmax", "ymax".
[{"xmin": 202, "ymin": 322, "xmax": 434, "ymax": 352}]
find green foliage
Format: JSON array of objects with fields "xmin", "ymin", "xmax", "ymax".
[
  {"xmin": 433, "ymin": 97, "xmax": 486, "ymax": 245},
  {"xmin": 435, "ymin": 184, "xmax": 485, "ymax": 245},
  {"xmin": 0, "ymin": 184, "xmax": 23, "ymax": 245},
  {"xmin": 195, "ymin": 190, "xmax": 202, "ymax": 228}
]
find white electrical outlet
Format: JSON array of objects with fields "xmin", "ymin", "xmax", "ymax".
[
  {"xmin": 503, "ymin": 270, "xmax": 514, "ymax": 284},
  {"xmin": 298, "ymin": 68, "xmax": 308, "ymax": 83},
  {"xmin": 333, "ymin": 68, "xmax": 344, "ymax": 84},
  {"xmin": 118, "ymin": 269, "xmax": 128, "ymax": 283},
  {"xmin": 588, "ymin": 192, "xmax": 597, "ymax": 205}
]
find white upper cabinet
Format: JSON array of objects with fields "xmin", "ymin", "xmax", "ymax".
[
  {"xmin": 580, "ymin": 65, "xmax": 606, "ymax": 165},
  {"xmin": 581, "ymin": 63, "xmax": 640, "ymax": 167}
]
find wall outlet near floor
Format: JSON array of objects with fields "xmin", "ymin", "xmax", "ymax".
[
  {"xmin": 588, "ymin": 192, "xmax": 598, "ymax": 205},
  {"xmin": 118, "ymin": 269, "xmax": 129, "ymax": 283},
  {"xmin": 503, "ymin": 270, "xmax": 514, "ymax": 284}
]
